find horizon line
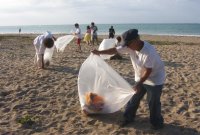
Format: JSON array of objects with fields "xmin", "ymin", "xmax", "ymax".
[{"xmin": 1, "ymin": 23, "xmax": 200, "ymax": 27}]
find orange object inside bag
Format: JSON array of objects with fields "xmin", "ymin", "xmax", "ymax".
[{"xmin": 85, "ymin": 92, "xmax": 104, "ymax": 112}]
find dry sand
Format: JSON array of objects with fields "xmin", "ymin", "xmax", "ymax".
[{"xmin": 0, "ymin": 34, "xmax": 200, "ymax": 135}]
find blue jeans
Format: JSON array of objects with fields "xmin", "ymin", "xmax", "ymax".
[{"xmin": 124, "ymin": 84, "xmax": 164, "ymax": 126}]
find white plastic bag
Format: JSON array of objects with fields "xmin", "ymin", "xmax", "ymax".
[
  {"xmin": 98, "ymin": 39, "xmax": 116, "ymax": 59},
  {"xmin": 78, "ymin": 54, "xmax": 135, "ymax": 114},
  {"xmin": 44, "ymin": 45, "xmax": 55, "ymax": 64},
  {"xmin": 43, "ymin": 35, "xmax": 74, "ymax": 64},
  {"xmin": 55, "ymin": 35, "xmax": 74, "ymax": 52}
]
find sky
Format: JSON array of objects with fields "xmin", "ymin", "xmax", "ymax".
[{"xmin": 0, "ymin": 0, "xmax": 200, "ymax": 26}]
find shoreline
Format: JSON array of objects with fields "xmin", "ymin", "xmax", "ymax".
[
  {"xmin": 1, "ymin": 33, "xmax": 200, "ymax": 37},
  {"xmin": 1, "ymin": 33, "xmax": 200, "ymax": 45}
]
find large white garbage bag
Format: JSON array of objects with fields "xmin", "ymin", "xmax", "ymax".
[
  {"xmin": 43, "ymin": 35, "xmax": 74, "ymax": 64},
  {"xmin": 78, "ymin": 54, "xmax": 135, "ymax": 114},
  {"xmin": 44, "ymin": 45, "xmax": 55, "ymax": 64},
  {"xmin": 55, "ymin": 35, "xmax": 74, "ymax": 52},
  {"xmin": 98, "ymin": 39, "xmax": 116, "ymax": 59}
]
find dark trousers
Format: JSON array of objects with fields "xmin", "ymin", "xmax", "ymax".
[
  {"xmin": 109, "ymin": 33, "xmax": 114, "ymax": 38},
  {"xmin": 124, "ymin": 84, "xmax": 164, "ymax": 126}
]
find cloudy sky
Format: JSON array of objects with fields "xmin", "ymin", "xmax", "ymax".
[{"xmin": 0, "ymin": 0, "xmax": 200, "ymax": 26}]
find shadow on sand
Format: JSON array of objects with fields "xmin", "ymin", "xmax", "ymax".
[
  {"xmin": 164, "ymin": 61, "xmax": 184, "ymax": 68},
  {"xmin": 89, "ymin": 111, "xmax": 199, "ymax": 135},
  {"xmin": 46, "ymin": 65, "xmax": 79, "ymax": 75}
]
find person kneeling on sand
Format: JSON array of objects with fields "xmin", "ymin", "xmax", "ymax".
[
  {"xmin": 33, "ymin": 31, "xmax": 56, "ymax": 69},
  {"xmin": 92, "ymin": 29, "xmax": 165, "ymax": 130}
]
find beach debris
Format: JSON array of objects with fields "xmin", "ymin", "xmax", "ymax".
[{"xmin": 83, "ymin": 92, "xmax": 104, "ymax": 114}]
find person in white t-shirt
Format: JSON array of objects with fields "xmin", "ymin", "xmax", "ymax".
[
  {"xmin": 92, "ymin": 29, "xmax": 165, "ymax": 130},
  {"xmin": 33, "ymin": 31, "xmax": 56, "ymax": 69},
  {"xmin": 74, "ymin": 23, "xmax": 82, "ymax": 52}
]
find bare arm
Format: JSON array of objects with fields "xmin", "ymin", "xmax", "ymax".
[
  {"xmin": 138, "ymin": 68, "xmax": 152, "ymax": 84},
  {"xmin": 91, "ymin": 47, "xmax": 118, "ymax": 55},
  {"xmin": 134, "ymin": 67, "xmax": 152, "ymax": 93}
]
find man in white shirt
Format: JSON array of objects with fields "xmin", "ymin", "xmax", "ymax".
[
  {"xmin": 92, "ymin": 29, "xmax": 165, "ymax": 130},
  {"xmin": 33, "ymin": 31, "xmax": 56, "ymax": 69}
]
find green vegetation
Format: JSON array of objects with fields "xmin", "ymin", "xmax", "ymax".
[{"xmin": 17, "ymin": 115, "xmax": 36, "ymax": 127}]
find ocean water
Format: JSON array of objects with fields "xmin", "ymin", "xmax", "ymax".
[{"xmin": 0, "ymin": 23, "xmax": 200, "ymax": 36}]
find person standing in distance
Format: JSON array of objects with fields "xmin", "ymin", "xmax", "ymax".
[
  {"xmin": 83, "ymin": 25, "xmax": 91, "ymax": 45},
  {"xmin": 91, "ymin": 22, "xmax": 98, "ymax": 45},
  {"xmin": 19, "ymin": 28, "xmax": 21, "ymax": 35},
  {"xmin": 74, "ymin": 23, "xmax": 82, "ymax": 52},
  {"xmin": 109, "ymin": 26, "xmax": 115, "ymax": 39}
]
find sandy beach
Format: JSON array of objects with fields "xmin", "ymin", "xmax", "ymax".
[{"xmin": 0, "ymin": 34, "xmax": 200, "ymax": 135}]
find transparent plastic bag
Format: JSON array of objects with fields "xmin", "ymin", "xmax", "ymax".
[
  {"xmin": 55, "ymin": 35, "xmax": 74, "ymax": 52},
  {"xmin": 44, "ymin": 45, "xmax": 55, "ymax": 64},
  {"xmin": 78, "ymin": 54, "xmax": 135, "ymax": 114},
  {"xmin": 43, "ymin": 35, "xmax": 74, "ymax": 64},
  {"xmin": 98, "ymin": 39, "xmax": 116, "ymax": 59}
]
